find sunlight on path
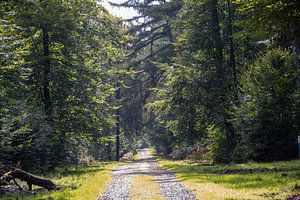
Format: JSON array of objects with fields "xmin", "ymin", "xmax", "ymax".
[
  {"xmin": 96, "ymin": 149, "xmax": 197, "ymax": 200},
  {"xmin": 96, "ymin": 164, "xmax": 134, "ymax": 200}
]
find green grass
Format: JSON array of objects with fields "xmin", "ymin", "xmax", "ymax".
[
  {"xmin": 157, "ymin": 158, "xmax": 300, "ymax": 200},
  {"xmin": 1, "ymin": 161, "xmax": 128, "ymax": 200},
  {"xmin": 130, "ymin": 175, "xmax": 164, "ymax": 200}
]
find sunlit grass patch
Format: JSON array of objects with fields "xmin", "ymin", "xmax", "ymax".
[
  {"xmin": 158, "ymin": 159, "xmax": 300, "ymax": 200},
  {"xmin": 183, "ymin": 181, "xmax": 268, "ymax": 200},
  {"xmin": 130, "ymin": 175, "xmax": 164, "ymax": 200},
  {"xmin": 1, "ymin": 162, "xmax": 125, "ymax": 200}
]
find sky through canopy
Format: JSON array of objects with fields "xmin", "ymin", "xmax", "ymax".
[{"xmin": 102, "ymin": 0, "xmax": 139, "ymax": 19}]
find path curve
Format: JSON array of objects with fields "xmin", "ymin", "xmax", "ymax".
[{"xmin": 97, "ymin": 149, "xmax": 196, "ymax": 200}]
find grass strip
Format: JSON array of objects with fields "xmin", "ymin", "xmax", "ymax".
[{"xmin": 130, "ymin": 175, "xmax": 164, "ymax": 200}]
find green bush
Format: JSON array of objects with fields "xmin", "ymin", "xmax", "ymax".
[
  {"xmin": 169, "ymin": 146, "xmax": 190, "ymax": 160},
  {"xmin": 233, "ymin": 49, "xmax": 300, "ymax": 161},
  {"xmin": 205, "ymin": 124, "xmax": 228, "ymax": 163}
]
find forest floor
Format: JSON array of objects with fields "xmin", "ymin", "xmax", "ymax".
[
  {"xmin": 1, "ymin": 149, "xmax": 196, "ymax": 200},
  {"xmin": 1, "ymin": 150, "xmax": 300, "ymax": 200},
  {"xmin": 158, "ymin": 158, "xmax": 300, "ymax": 200},
  {"xmin": 0, "ymin": 161, "xmax": 129, "ymax": 200}
]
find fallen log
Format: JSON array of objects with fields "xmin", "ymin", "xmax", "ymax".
[
  {"xmin": 0, "ymin": 185, "xmax": 36, "ymax": 195},
  {"xmin": 0, "ymin": 169, "xmax": 56, "ymax": 191}
]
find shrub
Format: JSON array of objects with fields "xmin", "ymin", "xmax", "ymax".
[{"xmin": 233, "ymin": 49, "xmax": 300, "ymax": 161}]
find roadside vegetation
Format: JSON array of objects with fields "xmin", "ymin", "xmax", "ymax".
[
  {"xmin": 1, "ymin": 162, "xmax": 126, "ymax": 200},
  {"xmin": 158, "ymin": 158, "xmax": 300, "ymax": 200}
]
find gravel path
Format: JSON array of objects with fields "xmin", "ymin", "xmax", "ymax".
[{"xmin": 97, "ymin": 149, "xmax": 197, "ymax": 200}]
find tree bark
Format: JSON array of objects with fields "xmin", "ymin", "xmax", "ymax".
[
  {"xmin": 115, "ymin": 85, "xmax": 121, "ymax": 161},
  {"xmin": 42, "ymin": 27, "xmax": 52, "ymax": 119},
  {"xmin": 210, "ymin": 0, "xmax": 224, "ymax": 80},
  {"xmin": 107, "ymin": 140, "xmax": 112, "ymax": 160},
  {"xmin": 227, "ymin": 0, "xmax": 237, "ymax": 89},
  {"xmin": 210, "ymin": 0, "xmax": 235, "ymax": 151},
  {"xmin": 290, "ymin": 21, "xmax": 300, "ymax": 67}
]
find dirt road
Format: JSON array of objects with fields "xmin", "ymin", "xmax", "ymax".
[{"xmin": 97, "ymin": 149, "xmax": 196, "ymax": 200}]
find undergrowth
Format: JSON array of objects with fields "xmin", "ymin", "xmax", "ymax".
[{"xmin": 1, "ymin": 161, "xmax": 129, "ymax": 200}]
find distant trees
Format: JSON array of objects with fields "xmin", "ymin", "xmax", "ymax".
[
  {"xmin": 123, "ymin": 0, "xmax": 300, "ymax": 162},
  {"xmin": 111, "ymin": 0, "xmax": 182, "ymax": 155},
  {"xmin": 1, "ymin": 0, "xmax": 299, "ymax": 170}
]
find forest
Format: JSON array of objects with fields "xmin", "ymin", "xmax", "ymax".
[{"xmin": 0, "ymin": 0, "xmax": 300, "ymax": 199}]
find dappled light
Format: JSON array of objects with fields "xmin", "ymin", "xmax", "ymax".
[{"xmin": 1, "ymin": 0, "xmax": 300, "ymax": 199}]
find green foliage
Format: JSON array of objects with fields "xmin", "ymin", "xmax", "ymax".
[
  {"xmin": 1, "ymin": 0, "xmax": 300, "ymax": 176},
  {"xmin": 233, "ymin": 49, "xmax": 300, "ymax": 161},
  {"xmin": 236, "ymin": 0, "xmax": 300, "ymax": 52},
  {"xmin": 0, "ymin": 0, "xmax": 127, "ymax": 170},
  {"xmin": 147, "ymin": 0, "xmax": 236, "ymax": 159},
  {"xmin": 206, "ymin": 125, "xmax": 227, "ymax": 163},
  {"xmin": 144, "ymin": 0, "xmax": 300, "ymax": 163}
]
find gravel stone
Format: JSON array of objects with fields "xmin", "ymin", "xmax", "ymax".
[{"xmin": 97, "ymin": 149, "xmax": 197, "ymax": 200}]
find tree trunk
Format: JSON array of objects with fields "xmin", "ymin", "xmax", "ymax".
[
  {"xmin": 210, "ymin": 0, "xmax": 224, "ymax": 80},
  {"xmin": 115, "ymin": 85, "xmax": 121, "ymax": 161},
  {"xmin": 290, "ymin": 21, "xmax": 300, "ymax": 67},
  {"xmin": 226, "ymin": 0, "xmax": 237, "ymax": 89},
  {"xmin": 42, "ymin": 27, "xmax": 52, "ymax": 119},
  {"xmin": 210, "ymin": 0, "xmax": 235, "ymax": 157},
  {"xmin": 107, "ymin": 139, "xmax": 112, "ymax": 160}
]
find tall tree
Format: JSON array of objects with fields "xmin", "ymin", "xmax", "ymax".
[
  {"xmin": 0, "ymin": 0, "xmax": 127, "ymax": 169},
  {"xmin": 115, "ymin": 85, "xmax": 121, "ymax": 161}
]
